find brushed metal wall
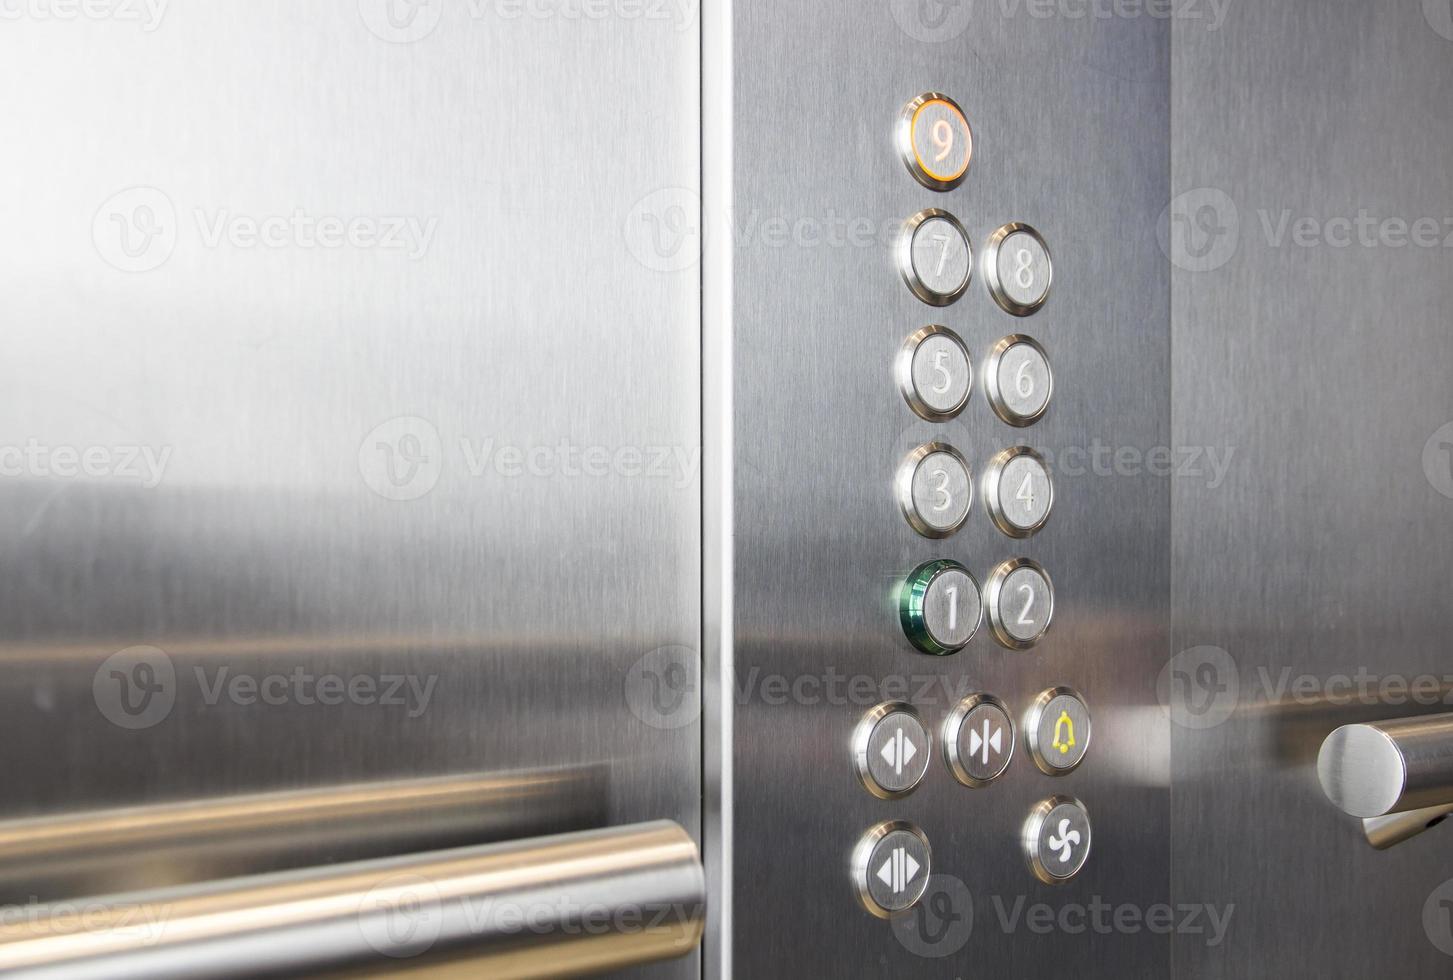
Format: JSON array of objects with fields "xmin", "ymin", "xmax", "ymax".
[
  {"xmin": 721, "ymin": 1, "xmax": 1171, "ymax": 975},
  {"xmin": 0, "ymin": 6, "xmax": 700, "ymax": 977},
  {"xmin": 1171, "ymin": 0, "xmax": 1453, "ymax": 975}
]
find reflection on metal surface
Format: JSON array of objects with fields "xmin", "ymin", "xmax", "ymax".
[
  {"xmin": 0, "ymin": 821, "xmax": 704, "ymax": 980},
  {"xmin": 0, "ymin": 769, "xmax": 606, "ymax": 906},
  {"xmin": 1319, "ymin": 713, "xmax": 1453, "ymax": 818},
  {"xmin": 1361, "ymin": 805, "xmax": 1453, "ymax": 851}
]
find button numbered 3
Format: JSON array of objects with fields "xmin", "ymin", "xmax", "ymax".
[{"xmin": 897, "ymin": 443, "xmax": 972, "ymax": 538}]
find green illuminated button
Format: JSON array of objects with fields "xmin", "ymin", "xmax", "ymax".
[{"xmin": 900, "ymin": 559, "xmax": 981, "ymax": 655}]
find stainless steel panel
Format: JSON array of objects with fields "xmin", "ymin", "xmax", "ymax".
[
  {"xmin": 722, "ymin": 2, "xmax": 1170, "ymax": 975},
  {"xmin": 1172, "ymin": 0, "xmax": 1453, "ymax": 974},
  {"xmin": 0, "ymin": 6, "xmax": 699, "ymax": 979}
]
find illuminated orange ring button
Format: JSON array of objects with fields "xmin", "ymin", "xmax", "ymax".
[{"xmin": 911, "ymin": 100, "xmax": 973, "ymax": 183}]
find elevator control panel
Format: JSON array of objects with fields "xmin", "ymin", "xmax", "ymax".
[{"xmin": 852, "ymin": 91, "xmax": 1092, "ymax": 918}]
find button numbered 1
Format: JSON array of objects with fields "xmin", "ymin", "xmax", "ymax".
[
  {"xmin": 984, "ymin": 222, "xmax": 1053, "ymax": 316},
  {"xmin": 984, "ymin": 447, "xmax": 1054, "ymax": 537},
  {"xmin": 898, "ymin": 209, "xmax": 972, "ymax": 307},
  {"xmin": 897, "ymin": 325, "xmax": 972, "ymax": 422},
  {"xmin": 897, "ymin": 92, "xmax": 973, "ymax": 192},
  {"xmin": 984, "ymin": 334, "xmax": 1053, "ymax": 427},
  {"xmin": 985, "ymin": 558, "xmax": 1054, "ymax": 650},
  {"xmin": 900, "ymin": 559, "xmax": 982, "ymax": 655}
]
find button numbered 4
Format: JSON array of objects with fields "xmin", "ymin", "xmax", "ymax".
[{"xmin": 984, "ymin": 447, "xmax": 1054, "ymax": 537}]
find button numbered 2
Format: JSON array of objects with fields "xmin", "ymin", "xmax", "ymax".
[{"xmin": 985, "ymin": 558, "xmax": 1055, "ymax": 649}]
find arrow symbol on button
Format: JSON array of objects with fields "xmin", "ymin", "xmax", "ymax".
[
  {"xmin": 876, "ymin": 847, "xmax": 921, "ymax": 894},
  {"xmin": 967, "ymin": 719, "xmax": 1003, "ymax": 766},
  {"xmin": 880, "ymin": 727, "xmax": 918, "ymax": 776}
]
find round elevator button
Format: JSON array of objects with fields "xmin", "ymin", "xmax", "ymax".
[
  {"xmin": 1025, "ymin": 686, "xmax": 1092, "ymax": 775},
  {"xmin": 897, "ymin": 92, "xmax": 973, "ymax": 192},
  {"xmin": 943, "ymin": 693, "xmax": 1015, "ymax": 788},
  {"xmin": 853, "ymin": 821, "xmax": 933, "ymax": 918},
  {"xmin": 897, "ymin": 442, "xmax": 973, "ymax": 538},
  {"xmin": 1023, "ymin": 796, "xmax": 1092, "ymax": 883},
  {"xmin": 898, "ymin": 209, "xmax": 973, "ymax": 306},
  {"xmin": 854, "ymin": 702, "xmax": 932, "ymax": 799},
  {"xmin": 897, "ymin": 325, "xmax": 972, "ymax": 422},
  {"xmin": 984, "ymin": 222, "xmax": 1053, "ymax": 316},
  {"xmin": 984, "ymin": 335, "xmax": 1053, "ymax": 427},
  {"xmin": 984, "ymin": 447, "xmax": 1054, "ymax": 538},
  {"xmin": 900, "ymin": 559, "xmax": 982, "ymax": 656},
  {"xmin": 984, "ymin": 558, "xmax": 1054, "ymax": 649}
]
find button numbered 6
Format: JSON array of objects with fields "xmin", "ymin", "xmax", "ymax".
[{"xmin": 985, "ymin": 335, "xmax": 1053, "ymax": 427}]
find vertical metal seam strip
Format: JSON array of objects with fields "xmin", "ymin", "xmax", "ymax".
[{"xmin": 701, "ymin": 0, "xmax": 734, "ymax": 974}]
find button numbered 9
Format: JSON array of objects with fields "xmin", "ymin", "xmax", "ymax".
[{"xmin": 897, "ymin": 92, "xmax": 973, "ymax": 192}]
